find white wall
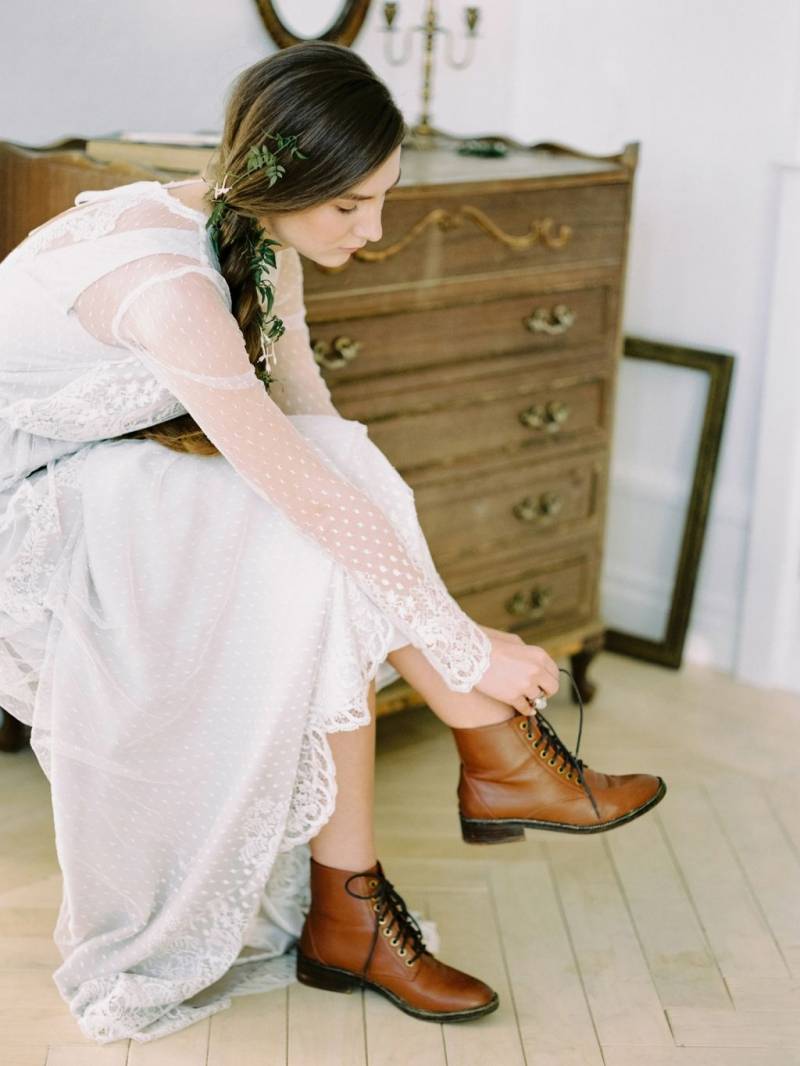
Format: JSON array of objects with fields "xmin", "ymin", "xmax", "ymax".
[
  {"xmin": 0, "ymin": 0, "xmax": 518, "ymax": 142},
  {"xmin": 505, "ymin": 1, "xmax": 800, "ymax": 686},
  {"xmin": 3, "ymin": 1, "xmax": 798, "ymax": 689}
]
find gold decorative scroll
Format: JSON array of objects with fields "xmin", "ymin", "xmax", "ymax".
[{"xmin": 319, "ymin": 205, "xmax": 573, "ymax": 272}]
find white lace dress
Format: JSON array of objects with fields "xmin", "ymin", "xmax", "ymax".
[{"xmin": 0, "ymin": 178, "xmax": 492, "ymax": 1044}]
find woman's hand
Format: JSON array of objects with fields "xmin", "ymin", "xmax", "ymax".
[
  {"xmin": 475, "ymin": 624, "xmax": 560, "ymax": 714},
  {"xmin": 477, "ymin": 623, "xmax": 525, "ymax": 646}
]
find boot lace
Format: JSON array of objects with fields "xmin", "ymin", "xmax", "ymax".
[
  {"xmin": 345, "ymin": 870, "xmax": 427, "ymax": 966},
  {"xmin": 526, "ymin": 666, "xmax": 602, "ymax": 820}
]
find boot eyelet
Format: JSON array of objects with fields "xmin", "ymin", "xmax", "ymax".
[
  {"xmin": 567, "ymin": 772, "xmax": 574, "ymax": 780},
  {"xmin": 549, "ymin": 757, "xmax": 558, "ymax": 766},
  {"xmin": 398, "ymin": 947, "xmax": 406, "ymax": 957},
  {"xmin": 539, "ymin": 748, "xmax": 549, "ymax": 758},
  {"xmin": 390, "ymin": 936, "xmax": 399, "ymax": 946},
  {"xmin": 557, "ymin": 765, "xmax": 565, "ymax": 774},
  {"xmin": 377, "ymin": 916, "xmax": 386, "ymax": 924},
  {"xmin": 382, "ymin": 926, "xmax": 393, "ymax": 936},
  {"xmin": 405, "ymin": 958, "xmax": 415, "ymax": 967},
  {"xmin": 372, "ymin": 901, "xmax": 380, "ymax": 911},
  {"xmin": 368, "ymin": 879, "xmax": 378, "ymax": 888},
  {"xmin": 518, "ymin": 720, "xmax": 527, "ymax": 730}
]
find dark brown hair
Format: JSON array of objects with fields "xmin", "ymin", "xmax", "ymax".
[{"xmin": 124, "ymin": 42, "xmax": 405, "ymax": 455}]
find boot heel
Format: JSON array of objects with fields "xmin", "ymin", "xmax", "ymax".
[
  {"xmin": 296, "ymin": 952, "xmax": 361, "ymax": 994},
  {"xmin": 460, "ymin": 816, "xmax": 525, "ymax": 844}
]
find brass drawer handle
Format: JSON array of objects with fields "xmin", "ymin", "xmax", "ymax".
[
  {"xmin": 505, "ymin": 585, "xmax": 553, "ymax": 620},
  {"xmin": 523, "ymin": 303, "xmax": 576, "ymax": 335},
  {"xmin": 518, "ymin": 401, "xmax": 571, "ymax": 432},
  {"xmin": 311, "ymin": 335, "xmax": 362, "ymax": 369},
  {"xmin": 512, "ymin": 491, "xmax": 564, "ymax": 523},
  {"xmin": 546, "ymin": 400, "xmax": 570, "ymax": 428},
  {"xmin": 518, "ymin": 404, "xmax": 545, "ymax": 429}
]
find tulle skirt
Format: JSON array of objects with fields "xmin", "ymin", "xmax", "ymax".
[{"xmin": 0, "ymin": 415, "xmax": 425, "ymax": 1043}]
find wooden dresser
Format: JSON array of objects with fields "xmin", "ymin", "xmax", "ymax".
[{"xmin": 0, "ymin": 135, "xmax": 638, "ymax": 746}]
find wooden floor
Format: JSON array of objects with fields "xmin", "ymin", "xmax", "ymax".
[{"xmin": 2, "ymin": 650, "xmax": 800, "ymax": 1065}]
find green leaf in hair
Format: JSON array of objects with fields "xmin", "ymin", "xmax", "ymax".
[{"xmin": 204, "ymin": 131, "xmax": 307, "ymax": 392}]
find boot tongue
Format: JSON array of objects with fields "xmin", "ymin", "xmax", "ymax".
[
  {"xmin": 526, "ymin": 711, "xmax": 581, "ymax": 776},
  {"xmin": 530, "ymin": 709, "xmax": 603, "ymax": 821},
  {"xmin": 530, "ymin": 711, "xmax": 569, "ymax": 765}
]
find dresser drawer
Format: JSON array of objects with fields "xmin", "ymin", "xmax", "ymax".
[
  {"xmin": 310, "ymin": 283, "xmax": 610, "ymax": 383},
  {"xmin": 304, "ymin": 181, "xmax": 629, "ymax": 296},
  {"xmin": 444, "ymin": 538, "xmax": 598, "ymax": 635},
  {"xmin": 412, "ymin": 450, "xmax": 603, "ymax": 566},
  {"xmin": 341, "ymin": 366, "xmax": 610, "ymax": 473}
]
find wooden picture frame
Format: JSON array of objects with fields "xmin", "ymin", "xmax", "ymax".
[{"xmin": 604, "ymin": 336, "xmax": 735, "ymax": 669}]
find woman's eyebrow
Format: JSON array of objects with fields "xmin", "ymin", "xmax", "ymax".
[{"xmin": 340, "ymin": 171, "xmax": 402, "ymax": 201}]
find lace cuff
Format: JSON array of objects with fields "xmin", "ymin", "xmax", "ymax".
[{"xmin": 359, "ymin": 569, "xmax": 492, "ymax": 692}]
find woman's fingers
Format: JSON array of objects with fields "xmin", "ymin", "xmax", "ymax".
[
  {"xmin": 530, "ymin": 645, "xmax": 559, "ymax": 696},
  {"xmin": 474, "ymin": 629, "xmax": 561, "ymax": 706}
]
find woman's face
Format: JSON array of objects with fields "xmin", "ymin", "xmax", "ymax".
[{"xmin": 258, "ymin": 145, "xmax": 402, "ymax": 267}]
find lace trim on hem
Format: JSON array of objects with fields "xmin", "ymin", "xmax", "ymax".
[
  {"xmin": 0, "ymin": 449, "xmax": 90, "ymax": 627},
  {"xmin": 61, "ymin": 807, "xmax": 302, "ymax": 1043},
  {"xmin": 278, "ymin": 577, "xmax": 397, "ymax": 854},
  {"xmin": 54, "ymin": 568, "xmax": 399, "ymax": 1045}
]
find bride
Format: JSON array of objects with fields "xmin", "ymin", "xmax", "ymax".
[{"xmin": 0, "ymin": 41, "xmax": 665, "ymax": 1044}]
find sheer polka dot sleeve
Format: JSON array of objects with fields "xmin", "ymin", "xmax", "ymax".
[
  {"xmin": 76, "ymin": 252, "xmax": 492, "ymax": 693},
  {"xmin": 267, "ymin": 248, "xmax": 339, "ymax": 416}
]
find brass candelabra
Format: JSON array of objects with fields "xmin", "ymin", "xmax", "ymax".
[{"xmin": 381, "ymin": 1, "xmax": 481, "ymax": 141}]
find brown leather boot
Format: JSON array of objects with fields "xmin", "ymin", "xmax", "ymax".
[
  {"xmin": 296, "ymin": 856, "xmax": 498, "ymax": 1021},
  {"xmin": 451, "ymin": 671, "xmax": 666, "ymax": 842}
]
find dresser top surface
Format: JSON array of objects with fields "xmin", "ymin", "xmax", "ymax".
[{"xmin": 396, "ymin": 142, "xmax": 632, "ymax": 189}]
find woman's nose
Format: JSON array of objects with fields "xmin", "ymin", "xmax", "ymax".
[{"xmin": 353, "ymin": 205, "xmax": 383, "ymax": 244}]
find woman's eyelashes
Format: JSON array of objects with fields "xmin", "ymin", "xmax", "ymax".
[{"xmin": 336, "ymin": 204, "xmax": 358, "ymax": 214}]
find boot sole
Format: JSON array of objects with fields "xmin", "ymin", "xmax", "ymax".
[
  {"xmin": 460, "ymin": 776, "xmax": 668, "ymax": 843},
  {"xmin": 296, "ymin": 952, "xmax": 500, "ymax": 1022}
]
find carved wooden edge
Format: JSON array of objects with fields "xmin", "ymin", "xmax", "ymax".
[
  {"xmin": 406, "ymin": 128, "xmax": 640, "ymax": 173},
  {"xmin": 0, "ymin": 137, "xmax": 180, "ymax": 181},
  {"xmin": 376, "ymin": 679, "xmax": 426, "ymax": 716},
  {"xmin": 10, "ymin": 135, "xmax": 90, "ymax": 153},
  {"xmin": 16, "ymin": 132, "xmax": 639, "ymax": 174},
  {"xmin": 254, "ymin": 0, "xmax": 372, "ymax": 48}
]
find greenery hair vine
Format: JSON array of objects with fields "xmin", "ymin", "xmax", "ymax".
[{"xmin": 205, "ymin": 133, "xmax": 307, "ymax": 390}]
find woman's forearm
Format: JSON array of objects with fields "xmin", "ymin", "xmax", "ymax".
[{"xmin": 477, "ymin": 623, "xmax": 523, "ymax": 644}]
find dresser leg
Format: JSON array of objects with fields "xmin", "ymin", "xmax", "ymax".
[
  {"xmin": 0, "ymin": 708, "xmax": 30, "ymax": 752},
  {"xmin": 568, "ymin": 632, "xmax": 605, "ymax": 705}
]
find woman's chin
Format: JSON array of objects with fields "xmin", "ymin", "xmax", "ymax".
[{"xmin": 309, "ymin": 248, "xmax": 354, "ymax": 268}]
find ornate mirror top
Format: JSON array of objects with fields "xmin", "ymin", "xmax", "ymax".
[{"xmin": 254, "ymin": 0, "xmax": 372, "ymax": 48}]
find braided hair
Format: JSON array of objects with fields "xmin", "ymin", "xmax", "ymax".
[{"xmin": 124, "ymin": 42, "xmax": 405, "ymax": 456}]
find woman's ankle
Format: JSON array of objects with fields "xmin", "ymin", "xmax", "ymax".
[
  {"xmin": 444, "ymin": 705, "xmax": 517, "ymax": 728},
  {"xmin": 309, "ymin": 849, "xmax": 378, "ymax": 873}
]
